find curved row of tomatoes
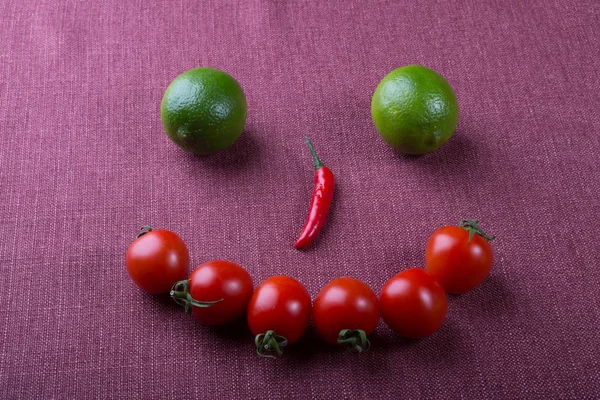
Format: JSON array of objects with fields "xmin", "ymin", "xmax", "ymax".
[{"xmin": 126, "ymin": 220, "xmax": 495, "ymax": 357}]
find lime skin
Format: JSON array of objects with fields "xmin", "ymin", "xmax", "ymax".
[
  {"xmin": 161, "ymin": 68, "xmax": 247, "ymax": 156},
  {"xmin": 371, "ymin": 65, "xmax": 459, "ymax": 155}
]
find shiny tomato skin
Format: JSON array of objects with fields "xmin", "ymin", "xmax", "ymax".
[
  {"xmin": 188, "ymin": 260, "xmax": 254, "ymax": 326},
  {"xmin": 313, "ymin": 277, "xmax": 380, "ymax": 345},
  {"xmin": 126, "ymin": 229, "xmax": 189, "ymax": 294},
  {"xmin": 379, "ymin": 268, "xmax": 447, "ymax": 339},
  {"xmin": 247, "ymin": 276, "xmax": 311, "ymax": 345},
  {"xmin": 425, "ymin": 226, "xmax": 494, "ymax": 294}
]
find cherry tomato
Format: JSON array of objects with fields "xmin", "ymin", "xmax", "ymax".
[
  {"xmin": 379, "ymin": 268, "xmax": 447, "ymax": 339},
  {"xmin": 126, "ymin": 226, "xmax": 189, "ymax": 294},
  {"xmin": 425, "ymin": 219, "xmax": 495, "ymax": 294},
  {"xmin": 170, "ymin": 260, "xmax": 254, "ymax": 325},
  {"xmin": 247, "ymin": 276, "xmax": 311, "ymax": 358},
  {"xmin": 313, "ymin": 277, "xmax": 379, "ymax": 352}
]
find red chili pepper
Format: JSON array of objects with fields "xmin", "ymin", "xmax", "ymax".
[{"xmin": 294, "ymin": 137, "xmax": 335, "ymax": 249}]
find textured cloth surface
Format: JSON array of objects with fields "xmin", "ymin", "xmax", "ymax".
[{"xmin": 1, "ymin": 0, "xmax": 599, "ymax": 399}]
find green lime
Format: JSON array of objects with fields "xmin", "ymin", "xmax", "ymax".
[
  {"xmin": 160, "ymin": 68, "xmax": 247, "ymax": 155},
  {"xmin": 371, "ymin": 65, "xmax": 459, "ymax": 155}
]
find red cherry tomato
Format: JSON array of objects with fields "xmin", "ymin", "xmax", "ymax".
[
  {"xmin": 247, "ymin": 276, "xmax": 311, "ymax": 358},
  {"xmin": 170, "ymin": 260, "xmax": 253, "ymax": 325},
  {"xmin": 379, "ymin": 268, "xmax": 447, "ymax": 339},
  {"xmin": 313, "ymin": 277, "xmax": 380, "ymax": 352},
  {"xmin": 126, "ymin": 226, "xmax": 189, "ymax": 294},
  {"xmin": 425, "ymin": 219, "xmax": 495, "ymax": 294}
]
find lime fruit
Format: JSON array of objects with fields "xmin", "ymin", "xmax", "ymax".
[
  {"xmin": 160, "ymin": 68, "xmax": 247, "ymax": 155},
  {"xmin": 371, "ymin": 65, "xmax": 459, "ymax": 155}
]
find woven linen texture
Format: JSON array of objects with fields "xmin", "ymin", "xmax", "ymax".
[{"xmin": 0, "ymin": 0, "xmax": 599, "ymax": 398}]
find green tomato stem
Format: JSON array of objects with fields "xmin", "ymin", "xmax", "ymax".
[
  {"xmin": 337, "ymin": 329, "xmax": 371, "ymax": 353},
  {"xmin": 136, "ymin": 225, "xmax": 153, "ymax": 238},
  {"xmin": 459, "ymin": 219, "xmax": 496, "ymax": 244},
  {"xmin": 255, "ymin": 330, "xmax": 288, "ymax": 358},
  {"xmin": 169, "ymin": 280, "xmax": 223, "ymax": 314}
]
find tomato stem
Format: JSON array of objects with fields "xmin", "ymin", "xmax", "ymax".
[
  {"xmin": 255, "ymin": 330, "xmax": 288, "ymax": 358},
  {"xmin": 459, "ymin": 219, "xmax": 496, "ymax": 244},
  {"xmin": 305, "ymin": 137, "xmax": 324, "ymax": 170},
  {"xmin": 337, "ymin": 329, "xmax": 371, "ymax": 353},
  {"xmin": 169, "ymin": 280, "xmax": 223, "ymax": 313},
  {"xmin": 136, "ymin": 226, "xmax": 152, "ymax": 238}
]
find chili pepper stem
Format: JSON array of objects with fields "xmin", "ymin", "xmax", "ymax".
[
  {"xmin": 337, "ymin": 329, "xmax": 371, "ymax": 353},
  {"xmin": 304, "ymin": 137, "xmax": 324, "ymax": 170}
]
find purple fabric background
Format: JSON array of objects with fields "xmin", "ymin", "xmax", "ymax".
[{"xmin": 1, "ymin": 0, "xmax": 598, "ymax": 398}]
